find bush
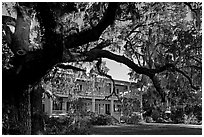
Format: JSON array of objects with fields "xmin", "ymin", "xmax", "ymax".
[
  {"xmin": 90, "ymin": 114, "xmax": 118, "ymax": 125},
  {"xmin": 90, "ymin": 114, "xmax": 110, "ymax": 125},
  {"xmin": 151, "ymin": 110, "xmax": 160, "ymax": 122},
  {"xmin": 126, "ymin": 115, "xmax": 140, "ymax": 124},
  {"xmin": 44, "ymin": 114, "xmax": 92, "ymax": 135}
]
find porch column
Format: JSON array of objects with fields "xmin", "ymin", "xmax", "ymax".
[
  {"xmin": 62, "ymin": 100, "xmax": 67, "ymax": 112},
  {"xmin": 92, "ymin": 97, "xmax": 95, "ymax": 112},
  {"xmin": 111, "ymin": 81, "xmax": 114, "ymax": 93},
  {"xmin": 110, "ymin": 98, "xmax": 114, "ymax": 116},
  {"xmin": 92, "ymin": 75, "xmax": 96, "ymax": 113}
]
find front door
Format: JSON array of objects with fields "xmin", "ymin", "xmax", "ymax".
[{"xmin": 105, "ymin": 104, "xmax": 110, "ymax": 115}]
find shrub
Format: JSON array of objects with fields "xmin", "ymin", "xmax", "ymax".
[
  {"xmin": 90, "ymin": 114, "xmax": 117, "ymax": 125},
  {"xmin": 151, "ymin": 110, "xmax": 160, "ymax": 122},
  {"xmin": 91, "ymin": 114, "xmax": 109, "ymax": 125},
  {"xmin": 126, "ymin": 115, "xmax": 140, "ymax": 124},
  {"xmin": 44, "ymin": 114, "xmax": 92, "ymax": 135}
]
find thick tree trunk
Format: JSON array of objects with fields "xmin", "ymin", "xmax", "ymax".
[
  {"xmin": 16, "ymin": 89, "xmax": 32, "ymax": 134},
  {"xmin": 2, "ymin": 88, "xmax": 31, "ymax": 134},
  {"xmin": 30, "ymin": 85, "xmax": 44, "ymax": 135},
  {"xmin": 2, "ymin": 72, "xmax": 31, "ymax": 135}
]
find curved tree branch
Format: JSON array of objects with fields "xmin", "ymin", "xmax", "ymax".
[
  {"xmin": 12, "ymin": 5, "xmax": 32, "ymax": 56},
  {"xmin": 95, "ymin": 58, "xmax": 120, "ymax": 100},
  {"xmin": 64, "ymin": 3, "xmax": 118, "ymax": 49},
  {"xmin": 84, "ymin": 49, "xmax": 155, "ymax": 77}
]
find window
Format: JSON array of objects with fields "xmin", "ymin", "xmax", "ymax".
[{"xmin": 53, "ymin": 100, "xmax": 63, "ymax": 110}]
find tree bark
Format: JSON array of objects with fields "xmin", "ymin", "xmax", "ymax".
[
  {"xmin": 30, "ymin": 85, "xmax": 44, "ymax": 135},
  {"xmin": 16, "ymin": 89, "xmax": 32, "ymax": 134},
  {"xmin": 2, "ymin": 73, "xmax": 31, "ymax": 134}
]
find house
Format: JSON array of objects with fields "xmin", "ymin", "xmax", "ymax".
[{"xmin": 42, "ymin": 71, "xmax": 140, "ymax": 121}]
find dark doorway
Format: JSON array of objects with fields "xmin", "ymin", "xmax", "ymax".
[{"xmin": 105, "ymin": 104, "xmax": 110, "ymax": 115}]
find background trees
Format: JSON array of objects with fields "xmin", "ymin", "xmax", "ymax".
[{"xmin": 2, "ymin": 2, "xmax": 201, "ymax": 134}]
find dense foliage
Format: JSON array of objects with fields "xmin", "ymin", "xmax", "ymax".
[{"xmin": 43, "ymin": 113, "xmax": 92, "ymax": 135}]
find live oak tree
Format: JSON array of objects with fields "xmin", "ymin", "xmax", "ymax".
[{"xmin": 2, "ymin": 2, "xmax": 201, "ymax": 134}]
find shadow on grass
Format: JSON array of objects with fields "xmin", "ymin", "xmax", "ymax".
[{"xmin": 90, "ymin": 124, "xmax": 202, "ymax": 135}]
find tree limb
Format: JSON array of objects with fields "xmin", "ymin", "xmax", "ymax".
[
  {"xmin": 63, "ymin": 3, "xmax": 118, "ymax": 49},
  {"xmin": 125, "ymin": 22, "xmax": 158, "ymax": 39},
  {"xmin": 12, "ymin": 5, "xmax": 32, "ymax": 56},
  {"xmin": 84, "ymin": 49, "xmax": 155, "ymax": 77},
  {"xmin": 95, "ymin": 58, "xmax": 120, "ymax": 100},
  {"xmin": 93, "ymin": 40, "xmax": 112, "ymax": 49}
]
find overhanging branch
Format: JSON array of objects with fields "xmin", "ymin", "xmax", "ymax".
[
  {"xmin": 64, "ymin": 3, "xmax": 118, "ymax": 49},
  {"xmin": 95, "ymin": 58, "xmax": 120, "ymax": 100},
  {"xmin": 84, "ymin": 49, "xmax": 154, "ymax": 77}
]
